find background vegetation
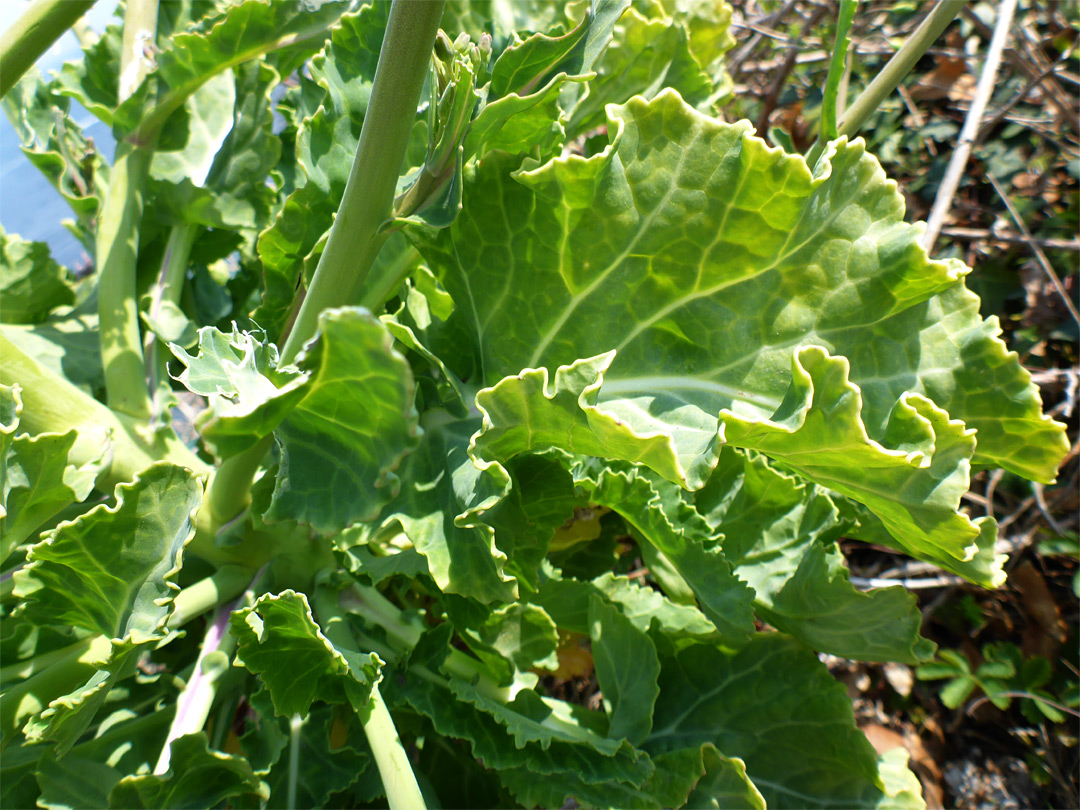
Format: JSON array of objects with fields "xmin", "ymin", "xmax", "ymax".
[{"xmin": 723, "ymin": 2, "xmax": 1078, "ymax": 807}]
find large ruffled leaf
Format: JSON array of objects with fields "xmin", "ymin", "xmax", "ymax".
[
  {"xmin": 719, "ymin": 346, "xmax": 1001, "ymax": 585},
  {"xmin": 697, "ymin": 449, "xmax": 935, "ymax": 662},
  {"xmin": 264, "ymin": 308, "xmax": 420, "ymax": 533},
  {"xmin": 349, "ymin": 420, "xmax": 516, "ymax": 604},
  {"xmin": 414, "ymin": 89, "xmax": 1065, "ymax": 494},
  {"xmin": 230, "ymin": 590, "xmax": 382, "ymax": 717},
  {"xmin": 14, "ymin": 464, "xmax": 199, "ymax": 641},
  {"xmin": 646, "ymin": 634, "xmax": 910, "ymax": 809},
  {"xmin": 568, "ymin": 464, "xmax": 755, "ymax": 645},
  {"xmin": 107, "ymin": 733, "xmax": 267, "ymax": 809},
  {"xmin": 10, "ymin": 465, "xmax": 201, "ymax": 754},
  {"xmin": 0, "ymin": 229, "xmax": 74, "ymax": 325}
]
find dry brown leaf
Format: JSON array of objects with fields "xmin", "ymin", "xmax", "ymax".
[{"xmin": 1011, "ymin": 560, "xmax": 1066, "ymax": 659}]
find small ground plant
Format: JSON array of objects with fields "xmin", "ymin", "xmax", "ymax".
[{"xmin": 0, "ymin": 1, "xmax": 1070, "ymax": 808}]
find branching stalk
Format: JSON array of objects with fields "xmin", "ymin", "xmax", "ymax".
[
  {"xmin": 820, "ymin": 0, "xmax": 858, "ymax": 141},
  {"xmin": 0, "ymin": 334, "xmax": 208, "ymax": 485},
  {"xmin": 806, "ymin": 0, "xmax": 966, "ymax": 166},
  {"xmin": 313, "ymin": 583, "xmax": 427, "ymax": 810},
  {"xmin": 154, "ymin": 568, "xmax": 259, "ymax": 773},
  {"xmin": 97, "ymin": 0, "xmax": 160, "ymax": 418},
  {"xmin": 207, "ymin": 0, "xmax": 446, "ymax": 531},
  {"xmin": 0, "ymin": 0, "xmax": 97, "ymax": 98},
  {"xmin": 280, "ymin": 0, "xmax": 446, "ymax": 363}
]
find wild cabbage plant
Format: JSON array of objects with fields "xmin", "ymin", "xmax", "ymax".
[{"xmin": 0, "ymin": 1, "xmax": 1068, "ymax": 808}]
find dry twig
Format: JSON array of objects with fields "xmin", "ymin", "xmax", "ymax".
[
  {"xmin": 987, "ymin": 173, "xmax": 1080, "ymax": 330},
  {"xmin": 922, "ymin": 0, "xmax": 1019, "ymax": 252}
]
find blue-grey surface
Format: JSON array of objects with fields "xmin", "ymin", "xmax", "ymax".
[{"xmin": 1, "ymin": 0, "xmax": 120, "ymax": 269}]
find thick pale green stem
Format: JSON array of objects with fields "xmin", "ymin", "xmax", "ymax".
[
  {"xmin": 313, "ymin": 583, "xmax": 427, "ymax": 810},
  {"xmin": 362, "ymin": 687, "xmax": 427, "ymax": 810},
  {"xmin": 0, "ymin": 566, "xmax": 246, "ymax": 748},
  {"xmin": 207, "ymin": 0, "xmax": 446, "ymax": 532},
  {"xmin": 0, "ymin": 334, "xmax": 208, "ymax": 485},
  {"xmin": 0, "ymin": 0, "xmax": 97, "ymax": 98},
  {"xmin": 97, "ymin": 0, "xmax": 159, "ymax": 418},
  {"xmin": 154, "ymin": 596, "xmax": 243, "ymax": 773},
  {"xmin": 806, "ymin": 0, "xmax": 965, "ymax": 166},
  {"xmin": 205, "ymin": 434, "xmax": 274, "ymax": 529},
  {"xmin": 281, "ymin": 0, "xmax": 446, "ymax": 363}
]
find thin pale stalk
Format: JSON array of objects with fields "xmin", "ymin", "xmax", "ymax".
[
  {"xmin": 144, "ymin": 223, "xmax": 197, "ymax": 398},
  {"xmin": 0, "ymin": 0, "xmax": 97, "ymax": 98},
  {"xmin": 97, "ymin": 0, "xmax": 159, "ymax": 418},
  {"xmin": 206, "ymin": 0, "xmax": 446, "ymax": 530},
  {"xmin": 280, "ymin": 0, "xmax": 446, "ymax": 363},
  {"xmin": 313, "ymin": 583, "xmax": 427, "ymax": 810},
  {"xmin": 287, "ymin": 713, "xmax": 304, "ymax": 809},
  {"xmin": 806, "ymin": 0, "xmax": 966, "ymax": 166},
  {"xmin": 820, "ymin": 0, "xmax": 858, "ymax": 140},
  {"xmin": 154, "ymin": 581, "xmax": 251, "ymax": 773},
  {"xmin": 922, "ymin": 0, "xmax": 1018, "ymax": 252}
]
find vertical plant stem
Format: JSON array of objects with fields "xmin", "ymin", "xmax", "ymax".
[
  {"xmin": 154, "ymin": 567, "xmax": 265, "ymax": 773},
  {"xmin": 0, "ymin": 0, "xmax": 97, "ymax": 98},
  {"xmin": 204, "ymin": 0, "xmax": 446, "ymax": 532},
  {"xmin": 362, "ymin": 686, "xmax": 427, "ymax": 810},
  {"xmin": 280, "ymin": 0, "xmax": 446, "ymax": 363},
  {"xmin": 922, "ymin": 0, "xmax": 1018, "ymax": 252},
  {"xmin": 97, "ymin": 0, "xmax": 160, "ymax": 418},
  {"xmin": 154, "ymin": 597, "xmax": 240, "ymax": 773},
  {"xmin": 144, "ymin": 223, "xmax": 197, "ymax": 396},
  {"xmin": 820, "ymin": 0, "xmax": 859, "ymax": 140},
  {"xmin": 313, "ymin": 583, "xmax": 427, "ymax": 810},
  {"xmin": 287, "ymin": 713, "xmax": 304, "ymax": 809},
  {"xmin": 806, "ymin": 0, "xmax": 966, "ymax": 166}
]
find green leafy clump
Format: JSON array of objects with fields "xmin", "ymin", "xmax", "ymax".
[{"xmin": 0, "ymin": 1, "xmax": 1069, "ymax": 808}]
